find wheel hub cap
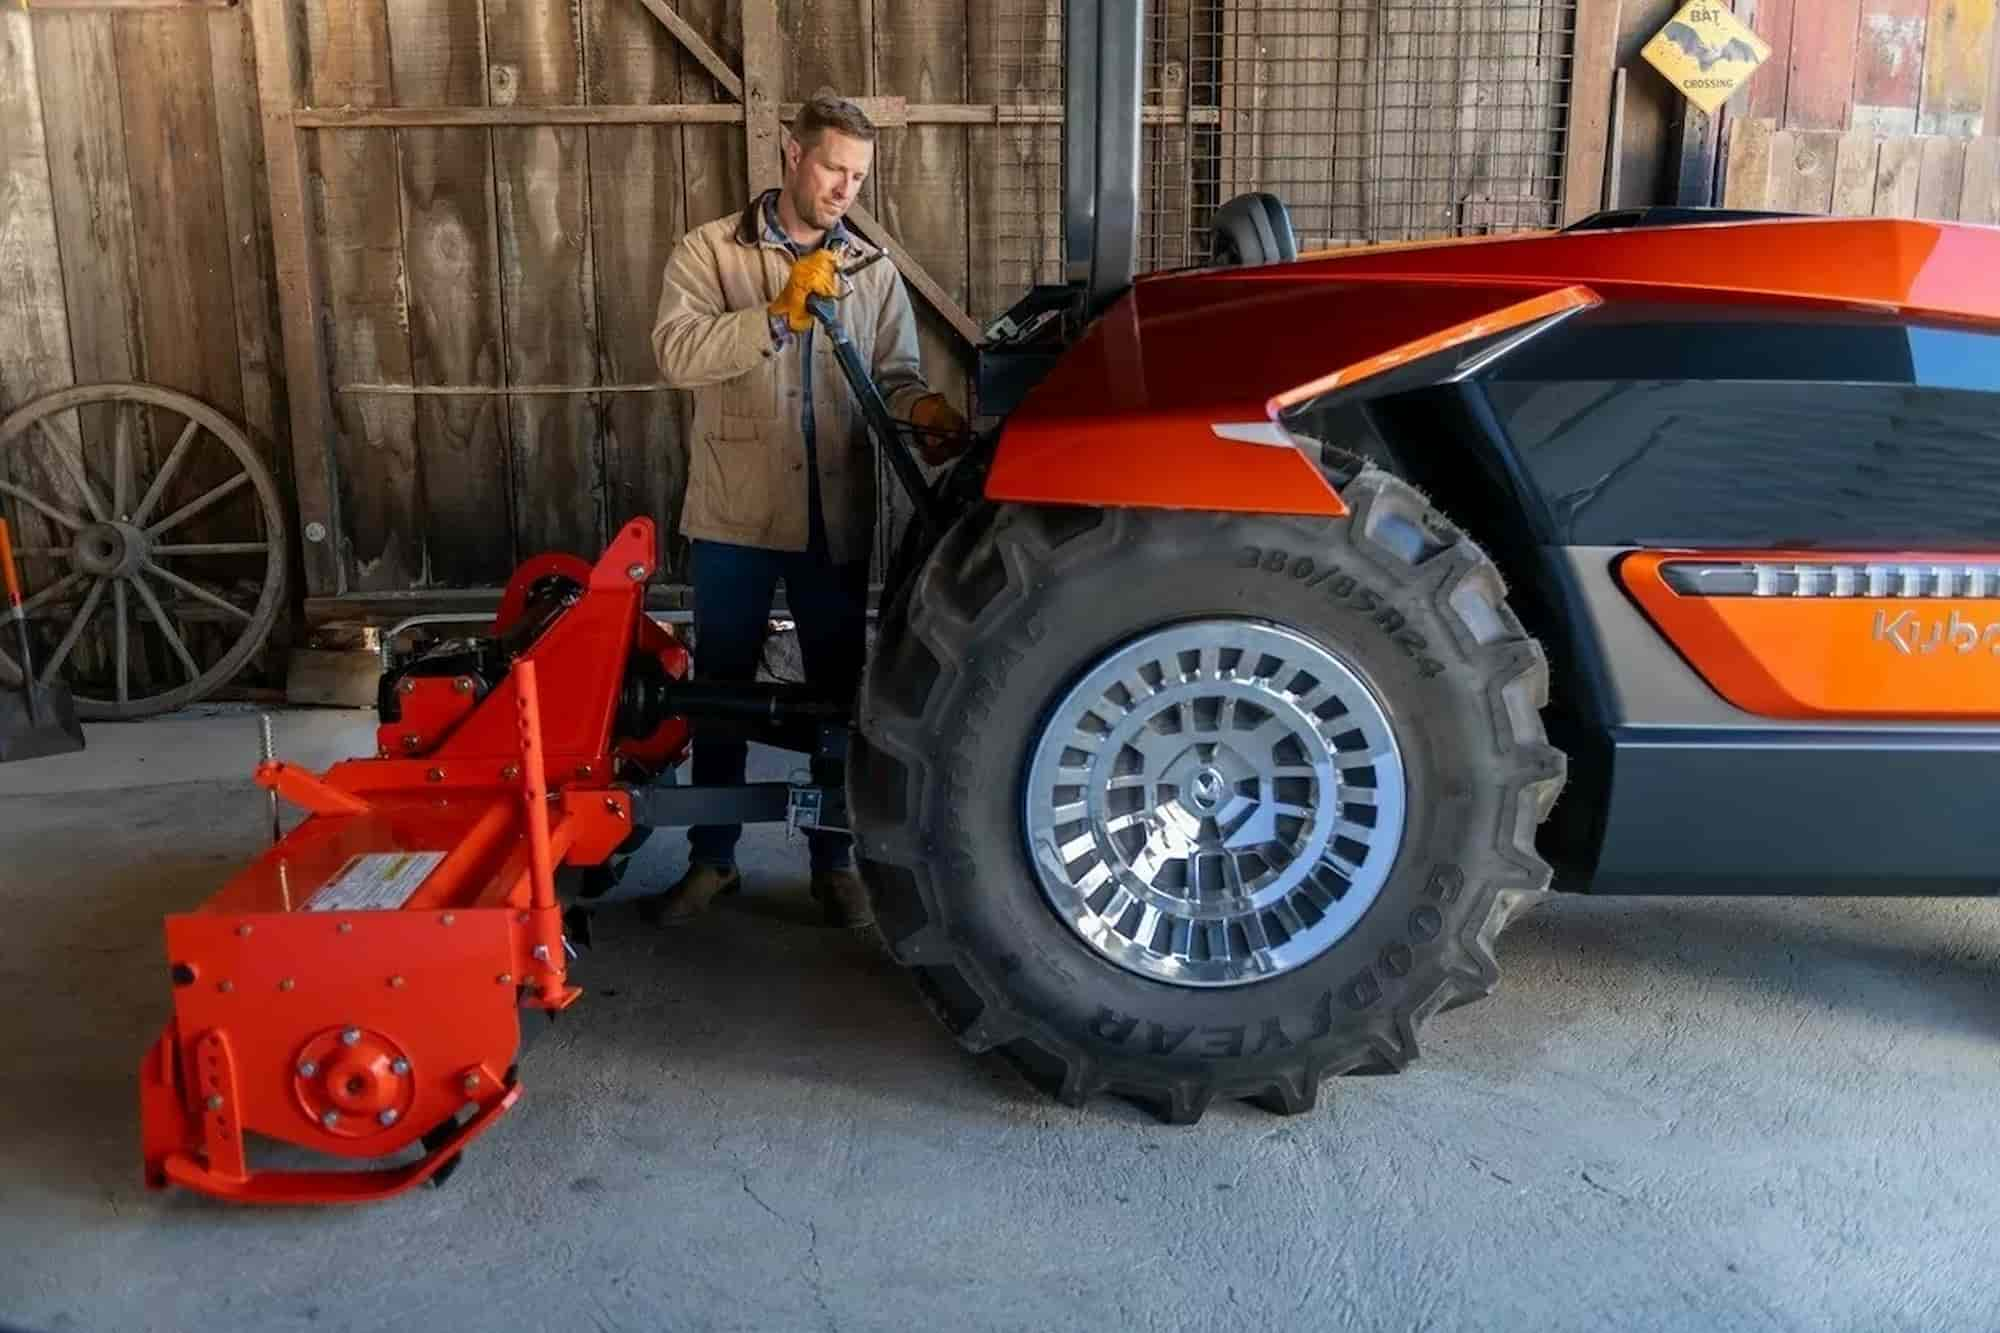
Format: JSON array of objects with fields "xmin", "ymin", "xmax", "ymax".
[
  {"xmin": 1023, "ymin": 620, "xmax": 1407, "ymax": 988},
  {"xmin": 73, "ymin": 521, "xmax": 147, "ymax": 578}
]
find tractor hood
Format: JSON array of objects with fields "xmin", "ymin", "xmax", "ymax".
[{"xmin": 983, "ymin": 215, "xmax": 2000, "ymax": 518}]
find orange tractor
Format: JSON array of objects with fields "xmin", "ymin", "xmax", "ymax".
[{"xmin": 137, "ymin": 7, "xmax": 2000, "ymax": 1204}]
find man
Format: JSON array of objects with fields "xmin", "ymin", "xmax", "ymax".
[{"xmin": 646, "ymin": 89, "xmax": 964, "ymax": 929}]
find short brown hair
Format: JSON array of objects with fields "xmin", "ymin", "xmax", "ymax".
[{"xmin": 791, "ymin": 87, "xmax": 877, "ymax": 148}]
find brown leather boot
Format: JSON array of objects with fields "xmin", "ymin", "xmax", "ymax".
[
  {"xmin": 810, "ymin": 866, "xmax": 873, "ymax": 930},
  {"xmin": 637, "ymin": 863, "xmax": 741, "ymax": 926}
]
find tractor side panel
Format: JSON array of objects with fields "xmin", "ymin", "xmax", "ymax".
[
  {"xmin": 1554, "ymin": 546, "xmax": 2000, "ymax": 895},
  {"xmin": 1485, "ymin": 300, "xmax": 2000, "ymax": 722},
  {"xmin": 1459, "ymin": 299, "xmax": 2000, "ymax": 891}
]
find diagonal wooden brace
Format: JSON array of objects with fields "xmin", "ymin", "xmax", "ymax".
[{"xmin": 631, "ymin": 0, "xmax": 983, "ymax": 349}]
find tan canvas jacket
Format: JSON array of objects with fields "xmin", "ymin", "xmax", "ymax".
[{"xmin": 651, "ymin": 192, "xmax": 933, "ymax": 564}]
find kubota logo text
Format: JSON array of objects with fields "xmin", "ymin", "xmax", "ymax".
[{"xmin": 1872, "ymin": 610, "xmax": 2000, "ymax": 655}]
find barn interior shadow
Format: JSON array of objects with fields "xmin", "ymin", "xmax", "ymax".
[{"xmin": 1497, "ymin": 888, "xmax": 2000, "ymax": 1047}]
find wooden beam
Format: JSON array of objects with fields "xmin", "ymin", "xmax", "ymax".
[
  {"xmin": 631, "ymin": 0, "xmax": 741, "ymax": 99},
  {"xmin": 0, "ymin": 7, "xmax": 81, "ymax": 625},
  {"xmin": 26, "ymin": 1, "xmax": 239, "ymax": 9},
  {"xmin": 740, "ymin": 0, "xmax": 782, "ymax": 193},
  {"xmin": 1872, "ymin": 134, "xmax": 1922, "ymax": 214},
  {"xmin": 307, "ymin": 584, "xmax": 872, "ymax": 625},
  {"xmin": 1914, "ymin": 134, "xmax": 1968, "ymax": 219},
  {"xmin": 635, "ymin": 0, "xmax": 980, "ymax": 351},
  {"xmin": 1561, "ymin": 0, "xmax": 1622, "ymax": 224},
  {"xmin": 393, "ymin": 0, "xmax": 514, "ymax": 588},
  {"xmin": 1671, "ymin": 105, "xmax": 1720, "ymax": 206},
  {"xmin": 295, "ymin": 98, "xmax": 914, "ymax": 129},
  {"xmin": 210, "ymin": 6, "xmax": 284, "ymax": 499},
  {"xmin": 845, "ymin": 205, "xmax": 983, "ymax": 348},
  {"xmin": 246, "ymin": 0, "xmax": 340, "ymax": 595},
  {"xmin": 293, "ymin": 101, "xmax": 1211, "ymax": 130},
  {"xmin": 1962, "ymin": 136, "xmax": 2000, "ymax": 224},
  {"xmin": 337, "ymin": 382, "xmax": 671, "ymax": 396},
  {"xmin": 300, "ymin": 103, "xmax": 745, "ymax": 127},
  {"xmin": 1831, "ymin": 126, "xmax": 1882, "ymax": 215},
  {"xmin": 1770, "ymin": 129, "xmax": 1838, "ymax": 213},
  {"xmin": 1919, "ymin": 0, "xmax": 1995, "ymax": 135},
  {"xmin": 1721, "ymin": 116, "xmax": 1775, "ymax": 208},
  {"xmin": 33, "ymin": 14, "xmax": 146, "ymax": 431},
  {"xmin": 1787, "ymin": 0, "xmax": 1864, "ymax": 131}
]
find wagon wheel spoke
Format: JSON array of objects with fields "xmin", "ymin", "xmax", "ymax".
[
  {"xmin": 41, "ymin": 576, "xmax": 109, "ymax": 685},
  {"xmin": 130, "ymin": 570, "xmax": 201, "ymax": 682},
  {"xmin": 153, "ymin": 542, "xmax": 269, "ymax": 557},
  {"xmin": 113, "ymin": 579, "xmax": 130, "ymax": 705},
  {"xmin": 0, "ymin": 479, "xmax": 85, "ymax": 533},
  {"xmin": 15, "ymin": 571, "xmax": 86, "ymax": 623},
  {"xmin": 0, "ymin": 571, "xmax": 88, "ymax": 681},
  {"xmin": 112, "ymin": 406, "xmax": 135, "ymax": 519},
  {"xmin": 142, "ymin": 561, "xmax": 252, "ymax": 623},
  {"xmin": 132, "ymin": 418, "xmax": 201, "ymax": 529},
  {"xmin": 147, "ymin": 470, "xmax": 252, "ymax": 538},
  {"xmin": 33, "ymin": 415, "xmax": 109, "ymax": 523}
]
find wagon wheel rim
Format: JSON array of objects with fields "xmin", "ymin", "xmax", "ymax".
[{"xmin": 0, "ymin": 383, "xmax": 286, "ymax": 720}]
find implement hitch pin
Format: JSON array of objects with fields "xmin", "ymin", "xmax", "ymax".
[{"xmin": 259, "ymin": 713, "xmax": 279, "ymax": 844}]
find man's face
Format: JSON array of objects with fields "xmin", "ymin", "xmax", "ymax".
[{"xmin": 784, "ymin": 130, "xmax": 873, "ymax": 230}]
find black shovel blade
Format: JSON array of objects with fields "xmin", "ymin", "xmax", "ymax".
[{"xmin": 0, "ymin": 681, "xmax": 86, "ymax": 763}]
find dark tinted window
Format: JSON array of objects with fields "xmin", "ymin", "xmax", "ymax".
[{"xmin": 1486, "ymin": 308, "xmax": 2000, "ymax": 548}]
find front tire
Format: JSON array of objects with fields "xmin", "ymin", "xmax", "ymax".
[{"xmin": 849, "ymin": 466, "xmax": 1565, "ymax": 1122}]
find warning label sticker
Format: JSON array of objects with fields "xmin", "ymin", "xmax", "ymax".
[{"xmin": 305, "ymin": 851, "xmax": 447, "ymax": 913}]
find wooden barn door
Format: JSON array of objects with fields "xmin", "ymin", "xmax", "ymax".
[
  {"xmin": 254, "ymin": 0, "xmax": 992, "ymax": 616},
  {"xmin": 252, "ymin": 0, "xmax": 1604, "ymax": 620}
]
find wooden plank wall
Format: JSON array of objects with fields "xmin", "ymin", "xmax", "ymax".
[
  {"xmin": 1723, "ymin": 118, "xmax": 2000, "ymax": 224},
  {"xmin": 1616, "ymin": 1, "xmax": 2000, "ymax": 209},
  {"xmin": 1701, "ymin": 0, "xmax": 2000, "ymax": 213},
  {"xmin": 7, "ymin": 0, "xmax": 1591, "ymax": 627},
  {"xmin": 0, "ymin": 12, "xmax": 80, "ymax": 624},
  {"xmin": 391, "ymin": 0, "xmax": 514, "ymax": 588},
  {"xmin": 295, "ymin": 0, "xmax": 990, "ymax": 593},
  {"xmin": 1, "ymin": 6, "xmax": 288, "ymax": 692},
  {"xmin": 1728, "ymin": 0, "xmax": 1992, "ymax": 134}
]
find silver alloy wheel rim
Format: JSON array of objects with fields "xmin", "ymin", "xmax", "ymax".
[{"xmin": 1023, "ymin": 620, "xmax": 1407, "ymax": 988}]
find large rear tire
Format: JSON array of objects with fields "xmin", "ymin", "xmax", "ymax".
[{"xmin": 849, "ymin": 464, "xmax": 1565, "ymax": 1122}]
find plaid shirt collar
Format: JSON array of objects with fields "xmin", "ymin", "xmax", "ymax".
[{"xmin": 758, "ymin": 188, "xmax": 850, "ymax": 256}]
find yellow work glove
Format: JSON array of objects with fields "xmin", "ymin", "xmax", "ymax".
[
  {"xmin": 908, "ymin": 393, "xmax": 969, "ymax": 466},
  {"xmin": 768, "ymin": 250, "xmax": 842, "ymax": 334}
]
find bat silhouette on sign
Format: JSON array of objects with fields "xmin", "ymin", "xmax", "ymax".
[{"xmin": 1662, "ymin": 20, "xmax": 1761, "ymax": 72}]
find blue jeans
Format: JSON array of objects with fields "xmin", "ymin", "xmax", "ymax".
[{"xmin": 686, "ymin": 537, "xmax": 869, "ymax": 873}]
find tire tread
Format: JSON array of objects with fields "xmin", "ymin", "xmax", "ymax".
[{"xmin": 851, "ymin": 460, "xmax": 1565, "ymax": 1123}]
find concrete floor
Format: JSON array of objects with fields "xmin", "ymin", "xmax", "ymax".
[{"xmin": 3, "ymin": 707, "xmax": 1998, "ymax": 1332}]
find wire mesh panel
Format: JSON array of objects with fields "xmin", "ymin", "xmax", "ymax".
[
  {"xmin": 975, "ymin": 0, "xmax": 1579, "ymax": 313},
  {"xmin": 1187, "ymin": 0, "xmax": 1578, "ymax": 256},
  {"xmin": 971, "ymin": 1, "xmax": 1068, "ymax": 322},
  {"xmin": 1140, "ymin": 1, "xmax": 1201, "ymax": 272}
]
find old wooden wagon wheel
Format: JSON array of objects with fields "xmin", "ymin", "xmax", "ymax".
[{"xmin": 0, "ymin": 383, "xmax": 286, "ymax": 719}]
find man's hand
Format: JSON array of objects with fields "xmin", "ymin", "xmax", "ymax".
[
  {"xmin": 908, "ymin": 393, "xmax": 969, "ymax": 466},
  {"xmin": 768, "ymin": 250, "xmax": 842, "ymax": 333}
]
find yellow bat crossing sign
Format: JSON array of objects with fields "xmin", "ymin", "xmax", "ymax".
[{"xmin": 1641, "ymin": 1, "xmax": 1772, "ymax": 116}]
